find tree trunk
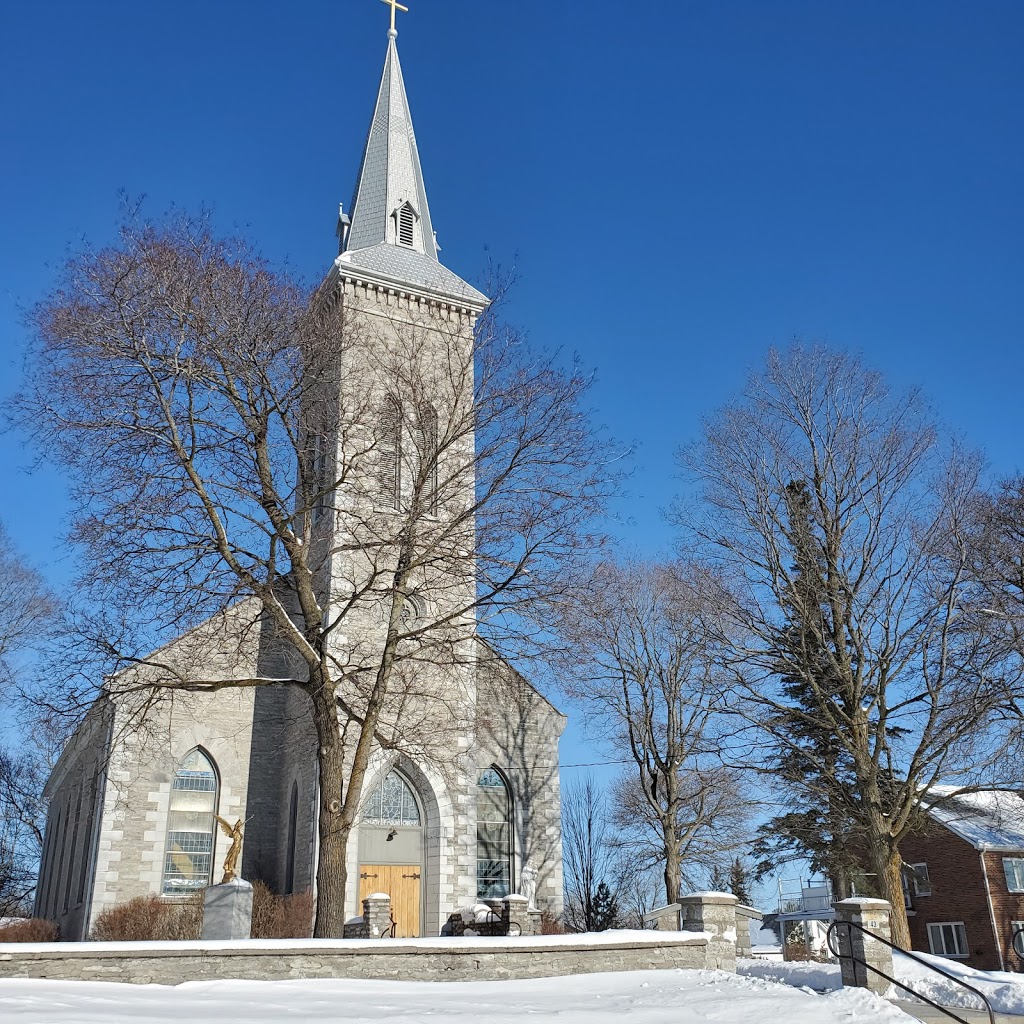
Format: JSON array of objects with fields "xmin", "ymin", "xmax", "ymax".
[
  {"xmin": 871, "ymin": 839, "xmax": 911, "ymax": 950},
  {"xmin": 311, "ymin": 689, "xmax": 349, "ymax": 939},
  {"xmin": 663, "ymin": 820, "xmax": 681, "ymax": 906}
]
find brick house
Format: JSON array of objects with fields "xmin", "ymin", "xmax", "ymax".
[{"xmin": 900, "ymin": 789, "xmax": 1024, "ymax": 971}]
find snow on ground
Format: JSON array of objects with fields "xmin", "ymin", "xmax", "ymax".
[
  {"xmin": 742, "ymin": 952, "xmax": 1024, "ymax": 1016},
  {"xmin": 893, "ymin": 951, "xmax": 1024, "ymax": 1016},
  {"xmin": 739, "ymin": 956, "xmax": 841, "ymax": 992},
  {"xmin": 0, "ymin": 969, "xmax": 918, "ymax": 1024}
]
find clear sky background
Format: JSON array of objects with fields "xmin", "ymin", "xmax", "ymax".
[{"xmin": 2, "ymin": 0, "xmax": 1023, "ymax": 896}]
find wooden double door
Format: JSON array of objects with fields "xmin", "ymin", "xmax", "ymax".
[{"xmin": 358, "ymin": 864, "xmax": 422, "ymax": 937}]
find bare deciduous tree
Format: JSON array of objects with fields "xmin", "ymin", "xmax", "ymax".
[
  {"xmin": 561, "ymin": 558, "xmax": 752, "ymax": 906},
  {"xmin": 0, "ymin": 522, "xmax": 58, "ymax": 914},
  {"xmin": 561, "ymin": 775, "xmax": 618, "ymax": 933},
  {"xmin": 18, "ymin": 213, "xmax": 620, "ymax": 936},
  {"xmin": 677, "ymin": 344, "xmax": 1015, "ymax": 947}
]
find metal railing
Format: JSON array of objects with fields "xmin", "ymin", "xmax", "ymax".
[{"xmin": 826, "ymin": 919, "xmax": 996, "ymax": 1024}]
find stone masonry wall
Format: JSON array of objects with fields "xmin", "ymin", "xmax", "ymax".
[{"xmin": 0, "ymin": 935, "xmax": 712, "ymax": 984}]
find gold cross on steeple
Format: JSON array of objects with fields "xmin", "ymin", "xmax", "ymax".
[{"xmin": 380, "ymin": 0, "xmax": 409, "ymax": 32}]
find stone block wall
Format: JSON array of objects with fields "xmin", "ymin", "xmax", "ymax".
[{"xmin": 0, "ymin": 934, "xmax": 714, "ymax": 985}]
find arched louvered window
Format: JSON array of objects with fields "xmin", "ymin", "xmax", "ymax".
[
  {"xmin": 477, "ymin": 767, "xmax": 513, "ymax": 899},
  {"xmin": 310, "ymin": 432, "xmax": 329, "ymax": 523},
  {"xmin": 398, "ymin": 203, "xmax": 415, "ymax": 247},
  {"xmin": 162, "ymin": 748, "xmax": 219, "ymax": 895},
  {"xmin": 379, "ymin": 394, "xmax": 401, "ymax": 510},
  {"xmin": 414, "ymin": 403, "xmax": 438, "ymax": 514}
]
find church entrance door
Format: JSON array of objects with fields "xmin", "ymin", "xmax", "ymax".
[
  {"xmin": 358, "ymin": 864, "xmax": 421, "ymax": 937},
  {"xmin": 357, "ymin": 769, "xmax": 426, "ymax": 936}
]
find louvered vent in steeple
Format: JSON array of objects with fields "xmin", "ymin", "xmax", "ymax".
[{"xmin": 398, "ymin": 203, "xmax": 415, "ymax": 247}]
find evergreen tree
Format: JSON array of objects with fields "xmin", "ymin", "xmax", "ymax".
[
  {"xmin": 708, "ymin": 862, "xmax": 730, "ymax": 893},
  {"xmin": 728, "ymin": 857, "xmax": 753, "ymax": 906},
  {"xmin": 591, "ymin": 881, "xmax": 620, "ymax": 932},
  {"xmin": 752, "ymin": 480, "xmax": 865, "ymax": 899}
]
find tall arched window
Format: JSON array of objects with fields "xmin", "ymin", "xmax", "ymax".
[
  {"xmin": 162, "ymin": 748, "xmax": 219, "ymax": 895},
  {"xmin": 379, "ymin": 394, "xmax": 401, "ymax": 510},
  {"xmin": 363, "ymin": 770, "xmax": 421, "ymax": 825},
  {"xmin": 477, "ymin": 767, "xmax": 513, "ymax": 899},
  {"xmin": 414, "ymin": 403, "xmax": 438, "ymax": 514},
  {"xmin": 285, "ymin": 780, "xmax": 299, "ymax": 895}
]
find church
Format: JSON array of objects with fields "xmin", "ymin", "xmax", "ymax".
[{"xmin": 34, "ymin": 8, "xmax": 566, "ymax": 941}]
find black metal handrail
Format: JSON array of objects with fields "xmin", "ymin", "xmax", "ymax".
[{"xmin": 826, "ymin": 919, "xmax": 996, "ymax": 1024}]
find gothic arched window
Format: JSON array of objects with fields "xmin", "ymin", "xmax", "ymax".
[
  {"xmin": 162, "ymin": 748, "xmax": 219, "ymax": 895},
  {"xmin": 379, "ymin": 394, "xmax": 401, "ymax": 510},
  {"xmin": 363, "ymin": 770, "xmax": 421, "ymax": 826},
  {"xmin": 477, "ymin": 767, "xmax": 513, "ymax": 899}
]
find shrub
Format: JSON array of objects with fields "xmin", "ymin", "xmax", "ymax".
[
  {"xmin": 539, "ymin": 910, "xmax": 566, "ymax": 935},
  {"xmin": 90, "ymin": 894, "xmax": 201, "ymax": 941},
  {"xmin": 250, "ymin": 880, "xmax": 313, "ymax": 939},
  {"xmin": 0, "ymin": 918, "xmax": 59, "ymax": 942}
]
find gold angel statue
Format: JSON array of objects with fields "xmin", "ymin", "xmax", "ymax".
[{"xmin": 214, "ymin": 815, "xmax": 245, "ymax": 884}]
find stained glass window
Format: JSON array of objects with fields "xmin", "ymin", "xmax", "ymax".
[
  {"xmin": 162, "ymin": 749, "xmax": 218, "ymax": 895},
  {"xmin": 477, "ymin": 768, "xmax": 512, "ymax": 899},
  {"xmin": 364, "ymin": 771, "xmax": 421, "ymax": 826}
]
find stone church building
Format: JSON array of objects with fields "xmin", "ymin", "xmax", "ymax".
[{"xmin": 34, "ymin": 19, "xmax": 566, "ymax": 941}]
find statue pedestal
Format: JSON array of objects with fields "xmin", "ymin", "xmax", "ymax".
[{"xmin": 202, "ymin": 879, "xmax": 253, "ymax": 940}]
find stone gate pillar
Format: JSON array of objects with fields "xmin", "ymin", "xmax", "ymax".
[
  {"xmin": 833, "ymin": 898, "xmax": 893, "ymax": 995},
  {"xmin": 678, "ymin": 891, "xmax": 739, "ymax": 971}
]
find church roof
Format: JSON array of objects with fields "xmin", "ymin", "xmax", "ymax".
[{"xmin": 340, "ymin": 29, "xmax": 487, "ymax": 310}]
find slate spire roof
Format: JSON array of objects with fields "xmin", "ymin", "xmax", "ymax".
[{"xmin": 338, "ymin": 29, "xmax": 488, "ymax": 310}]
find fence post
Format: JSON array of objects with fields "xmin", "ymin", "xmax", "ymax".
[{"xmin": 833, "ymin": 898, "xmax": 893, "ymax": 995}]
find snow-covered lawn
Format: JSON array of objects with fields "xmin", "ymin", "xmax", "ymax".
[
  {"xmin": 895, "ymin": 951, "xmax": 1024, "ymax": 1016},
  {"xmin": 740, "ymin": 952, "xmax": 1024, "ymax": 1016},
  {"xmin": 0, "ymin": 969, "xmax": 916, "ymax": 1024}
]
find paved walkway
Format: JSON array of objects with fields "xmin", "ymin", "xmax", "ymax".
[{"xmin": 894, "ymin": 998, "xmax": 1024, "ymax": 1023}]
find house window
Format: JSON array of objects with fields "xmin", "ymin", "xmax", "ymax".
[
  {"xmin": 477, "ymin": 767, "xmax": 512, "ymax": 899},
  {"xmin": 907, "ymin": 863, "xmax": 931, "ymax": 897},
  {"xmin": 364, "ymin": 770, "xmax": 421, "ymax": 826},
  {"xmin": 928, "ymin": 922, "xmax": 969, "ymax": 958},
  {"xmin": 398, "ymin": 203, "xmax": 415, "ymax": 247},
  {"xmin": 1004, "ymin": 858, "xmax": 1024, "ymax": 893},
  {"xmin": 162, "ymin": 748, "xmax": 219, "ymax": 895},
  {"xmin": 1011, "ymin": 921, "xmax": 1024, "ymax": 959}
]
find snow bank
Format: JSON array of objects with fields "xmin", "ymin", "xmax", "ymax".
[
  {"xmin": 741, "ymin": 949, "xmax": 1024, "ymax": 1016},
  {"xmin": 0, "ymin": 968, "xmax": 918, "ymax": 1023},
  {"xmin": 738, "ymin": 957, "xmax": 841, "ymax": 992},
  {"xmin": 892, "ymin": 950, "xmax": 1024, "ymax": 1015}
]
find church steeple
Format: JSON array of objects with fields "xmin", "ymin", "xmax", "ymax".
[
  {"xmin": 335, "ymin": 22, "xmax": 488, "ymax": 311},
  {"xmin": 345, "ymin": 28, "xmax": 437, "ymax": 259}
]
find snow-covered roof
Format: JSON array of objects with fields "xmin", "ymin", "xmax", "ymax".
[{"xmin": 926, "ymin": 788, "xmax": 1024, "ymax": 851}]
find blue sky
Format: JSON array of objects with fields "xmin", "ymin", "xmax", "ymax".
[{"xmin": 2, "ymin": 1, "xmax": 1023, "ymax": 888}]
